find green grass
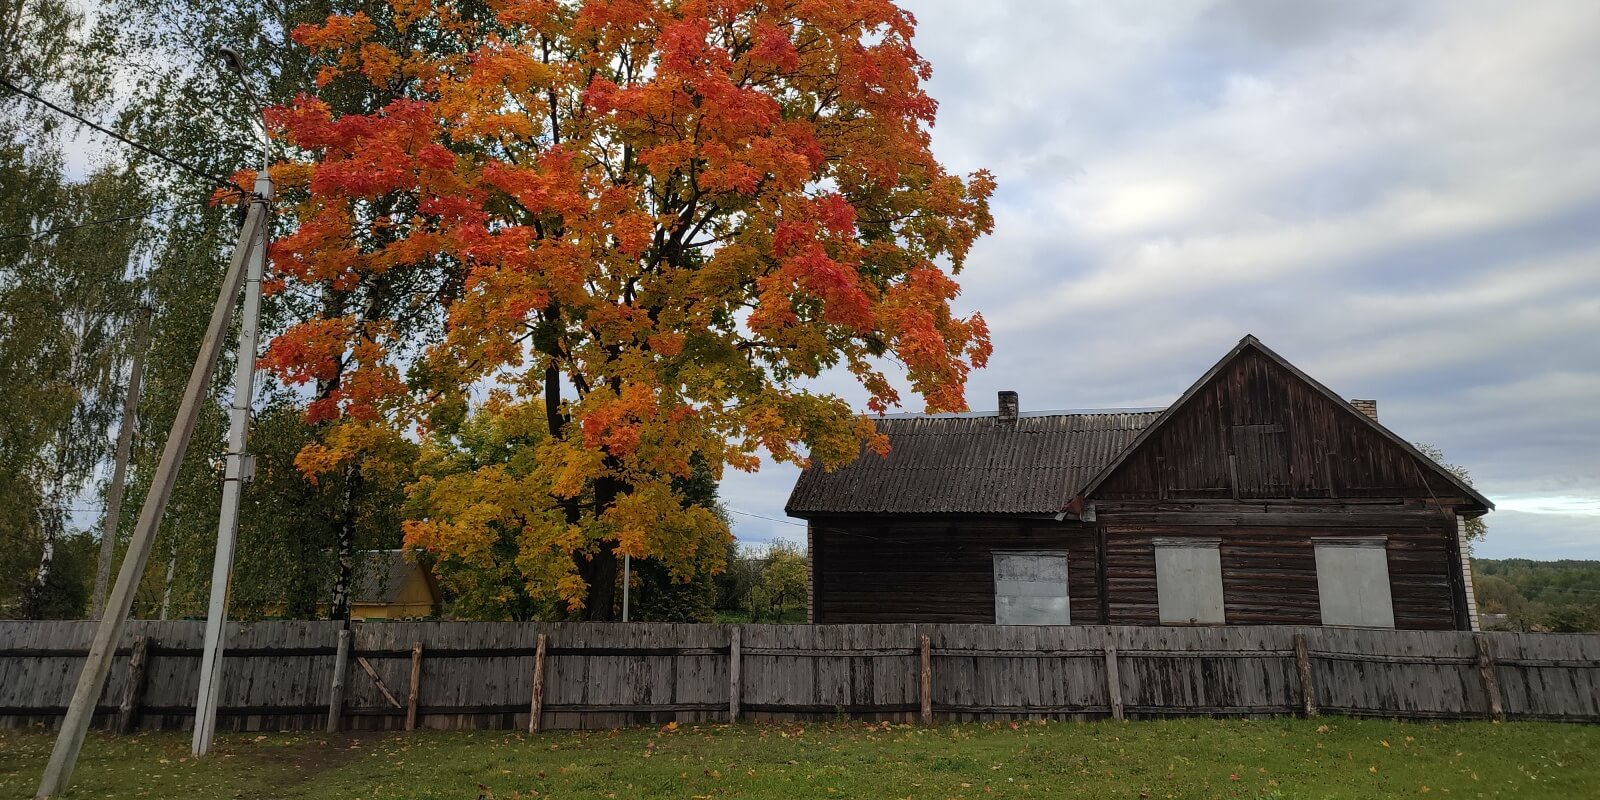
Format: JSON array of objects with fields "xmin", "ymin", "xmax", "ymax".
[{"xmin": 3, "ymin": 717, "xmax": 1598, "ymax": 799}]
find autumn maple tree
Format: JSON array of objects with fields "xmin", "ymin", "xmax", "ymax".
[{"xmin": 260, "ymin": 0, "xmax": 995, "ymax": 619}]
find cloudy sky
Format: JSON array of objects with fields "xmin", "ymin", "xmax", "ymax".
[{"xmin": 723, "ymin": 0, "xmax": 1600, "ymax": 559}]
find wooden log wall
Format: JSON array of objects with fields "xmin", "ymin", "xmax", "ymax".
[
  {"xmin": 1097, "ymin": 506, "xmax": 1460, "ymax": 629},
  {"xmin": 3, "ymin": 621, "xmax": 1597, "ymax": 731},
  {"xmin": 810, "ymin": 518, "xmax": 1101, "ymax": 624}
]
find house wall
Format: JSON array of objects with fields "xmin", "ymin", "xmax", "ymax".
[
  {"xmin": 1095, "ymin": 503, "xmax": 1462, "ymax": 629},
  {"xmin": 352, "ymin": 570, "xmax": 438, "ymax": 621},
  {"xmin": 1089, "ymin": 348, "xmax": 1475, "ymax": 630},
  {"xmin": 804, "ymin": 347, "xmax": 1481, "ymax": 630},
  {"xmin": 809, "ymin": 516, "xmax": 1099, "ymax": 624},
  {"xmin": 1094, "ymin": 348, "xmax": 1475, "ymax": 505}
]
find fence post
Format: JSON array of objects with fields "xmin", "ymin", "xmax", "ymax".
[
  {"xmin": 728, "ymin": 627, "xmax": 742, "ymax": 723},
  {"xmin": 1293, "ymin": 632, "xmax": 1317, "ymax": 718},
  {"xmin": 117, "ymin": 635, "xmax": 150, "ymax": 734},
  {"xmin": 1103, "ymin": 643, "xmax": 1124, "ymax": 721},
  {"xmin": 406, "ymin": 642, "xmax": 422, "ymax": 732},
  {"xmin": 919, "ymin": 634, "xmax": 932, "ymax": 725},
  {"xmin": 528, "ymin": 633, "xmax": 547, "ymax": 734},
  {"xmin": 1474, "ymin": 633, "xmax": 1505, "ymax": 723},
  {"xmin": 326, "ymin": 629, "xmax": 350, "ymax": 733}
]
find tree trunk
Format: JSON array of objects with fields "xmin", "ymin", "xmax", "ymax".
[
  {"xmin": 159, "ymin": 546, "xmax": 176, "ymax": 619},
  {"xmin": 329, "ymin": 462, "xmax": 361, "ymax": 621},
  {"xmin": 578, "ymin": 546, "xmax": 619, "ymax": 621},
  {"xmin": 20, "ymin": 480, "xmax": 67, "ymax": 619},
  {"xmin": 580, "ymin": 471, "xmax": 627, "ymax": 621},
  {"xmin": 91, "ymin": 306, "xmax": 151, "ymax": 617}
]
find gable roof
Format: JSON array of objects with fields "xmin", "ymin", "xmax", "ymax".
[
  {"xmin": 1073, "ymin": 335, "xmax": 1495, "ymax": 512},
  {"xmin": 785, "ymin": 410, "xmax": 1163, "ymax": 516},
  {"xmin": 353, "ymin": 549, "xmax": 436, "ymax": 605}
]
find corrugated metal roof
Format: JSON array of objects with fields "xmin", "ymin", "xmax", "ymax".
[{"xmin": 785, "ymin": 410, "xmax": 1163, "ymax": 516}]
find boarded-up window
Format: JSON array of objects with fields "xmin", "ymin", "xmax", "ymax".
[
  {"xmin": 993, "ymin": 551, "xmax": 1070, "ymax": 625},
  {"xmin": 1154, "ymin": 538, "xmax": 1225, "ymax": 625},
  {"xmin": 1314, "ymin": 537, "xmax": 1395, "ymax": 628},
  {"xmin": 1231, "ymin": 423, "xmax": 1287, "ymax": 497}
]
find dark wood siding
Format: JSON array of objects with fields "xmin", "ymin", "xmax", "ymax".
[
  {"xmin": 1097, "ymin": 503, "xmax": 1460, "ymax": 630},
  {"xmin": 1096, "ymin": 348, "xmax": 1474, "ymax": 505},
  {"xmin": 1087, "ymin": 347, "xmax": 1473, "ymax": 630},
  {"xmin": 800, "ymin": 345, "xmax": 1477, "ymax": 632},
  {"xmin": 811, "ymin": 517, "xmax": 1100, "ymax": 624}
]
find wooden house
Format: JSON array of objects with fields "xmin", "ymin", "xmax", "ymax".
[{"xmin": 787, "ymin": 336, "xmax": 1493, "ymax": 630}]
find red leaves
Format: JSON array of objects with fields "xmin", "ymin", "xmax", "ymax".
[
  {"xmin": 260, "ymin": 317, "xmax": 353, "ymax": 386},
  {"xmin": 265, "ymin": 0, "xmax": 996, "ymax": 557}
]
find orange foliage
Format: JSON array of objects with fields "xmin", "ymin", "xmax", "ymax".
[{"xmin": 265, "ymin": 0, "xmax": 994, "ymax": 612}]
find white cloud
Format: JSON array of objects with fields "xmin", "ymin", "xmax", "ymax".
[{"xmin": 712, "ymin": 1, "xmax": 1600, "ymax": 559}]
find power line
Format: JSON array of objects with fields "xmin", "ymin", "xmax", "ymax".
[
  {"xmin": 726, "ymin": 507, "xmax": 917, "ymax": 545},
  {"xmin": 727, "ymin": 508, "xmax": 806, "ymax": 527},
  {"xmin": 0, "ymin": 75, "xmax": 251, "ymax": 196},
  {"xmin": 0, "ymin": 200, "xmax": 206, "ymax": 241}
]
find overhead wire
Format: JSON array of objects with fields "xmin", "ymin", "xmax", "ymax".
[
  {"xmin": 727, "ymin": 507, "xmax": 917, "ymax": 546},
  {"xmin": 0, "ymin": 75, "xmax": 253, "ymax": 197},
  {"xmin": 0, "ymin": 200, "xmax": 207, "ymax": 241}
]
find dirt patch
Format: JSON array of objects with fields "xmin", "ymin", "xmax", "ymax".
[{"xmin": 222, "ymin": 732, "xmax": 379, "ymax": 799}]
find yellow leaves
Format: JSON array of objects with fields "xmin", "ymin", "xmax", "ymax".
[
  {"xmin": 360, "ymin": 43, "xmax": 401, "ymax": 85},
  {"xmin": 294, "ymin": 442, "xmax": 341, "ymax": 480},
  {"xmin": 265, "ymin": 0, "xmax": 998, "ymax": 614}
]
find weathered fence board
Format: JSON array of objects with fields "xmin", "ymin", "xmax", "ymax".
[{"xmin": 2, "ymin": 621, "xmax": 1596, "ymax": 731}]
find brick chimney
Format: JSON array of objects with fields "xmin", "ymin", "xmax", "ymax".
[
  {"xmin": 998, "ymin": 391, "xmax": 1019, "ymax": 424},
  {"xmin": 1350, "ymin": 399, "xmax": 1378, "ymax": 422}
]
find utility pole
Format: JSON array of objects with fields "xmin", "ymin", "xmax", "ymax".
[
  {"xmin": 192, "ymin": 45, "xmax": 272, "ymax": 758},
  {"xmin": 90, "ymin": 305, "xmax": 152, "ymax": 618},
  {"xmin": 33, "ymin": 186, "xmax": 270, "ymax": 800},
  {"xmin": 34, "ymin": 45, "xmax": 273, "ymax": 800},
  {"xmin": 192, "ymin": 168, "xmax": 269, "ymax": 755}
]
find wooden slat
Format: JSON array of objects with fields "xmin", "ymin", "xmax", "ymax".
[
  {"xmin": 918, "ymin": 634, "xmax": 932, "ymax": 724},
  {"xmin": 326, "ymin": 629, "xmax": 349, "ymax": 733},
  {"xmin": 1475, "ymin": 633, "xmax": 1505, "ymax": 723},
  {"xmin": 1104, "ymin": 643, "xmax": 1124, "ymax": 721},
  {"xmin": 728, "ymin": 628, "xmax": 741, "ymax": 722},
  {"xmin": 1293, "ymin": 632, "xmax": 1316, "ymax": 718},
  {"xmin": 406, "ymin": 642, "xmax": 422, "ymax": 731},
  {"xmin": 528, "ymin": 633, "xmax": 546, "ymax": 734},
  {"xmin": 1, "ymin": 621, "xmax": 1596, "ymax": 732},
  {"xmin": 117, "ymin": 635, "xmax": 149, "ymax": 734}
]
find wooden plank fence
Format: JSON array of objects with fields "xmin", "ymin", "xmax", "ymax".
[{"xmin": 1, "ymin": 621, "xmax": 1596, "ymax": 732}]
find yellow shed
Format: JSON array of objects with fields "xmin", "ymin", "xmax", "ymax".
[{"xmin": 351, "ymin": 549, "xmax": 440, "ymax": 620}]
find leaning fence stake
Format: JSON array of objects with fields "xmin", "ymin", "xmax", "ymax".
[
  {"xmin": 406, "ymin": 642, "xmax": 422, "ymax": 731},
  {"xmin": 356, "ymin": 656, "xmax": 402, "ymax": 709},
  {"xmin": 1293, "ymin": 632, "xmax": 1317, "ymax": 718},
  {"xmin": 529, "ymin": 633, "xmax": 547, "ymax": 734},
  {"xmin": 326, "ymin": 629, "xmax": 350, "ymax": 733},
  {"xmin": 1474, "ymin": 633, "xmax": 1505, "ymax": 723},
  {"xmin": 728, "ymin": 627, "xmax": 742, "ymax": 723},
  {"xmin": 117, "ymin": 635, "xmax": 150, "ymax": 735},
  {"xmin": 1104, "ymin": 643, "xmax": 1125, "ymax": 721},
  {"xmin": 919, "ymin": 634, "xmax": 933, "ymax": 725}
]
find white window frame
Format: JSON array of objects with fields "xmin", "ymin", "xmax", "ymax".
[
  {"xmin": 1314, "ymin": 536, "xmax": 1396, "ymax": 629},
  {"xmin": 992, "ymin": 550, "xmax": 1071, "ymax": 625},
  {"xmin": 1153, "ymin": 537, "xmax": 1226, "ymax": 625}
]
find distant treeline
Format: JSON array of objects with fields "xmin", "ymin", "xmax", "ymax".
[{"xmin": 1472, "ymin": 559, "xmax": 1600, "ymax": 633}]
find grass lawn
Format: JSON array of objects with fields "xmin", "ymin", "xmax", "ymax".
[{"xmin": 2, "ymin": 717, "xmax": 1597, "ymax": 799}]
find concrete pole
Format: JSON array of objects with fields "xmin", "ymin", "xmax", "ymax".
[
  {"xmin": 90, "ymin": 305, "xmax": 152, "ymax": 618},
  {"xmin": 34, "ymin": 192, "xmax": 270, "ymax": 800},
  {"xmin": 192, "ymin": 169, "xmax": 271, "ymax": 756}
]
